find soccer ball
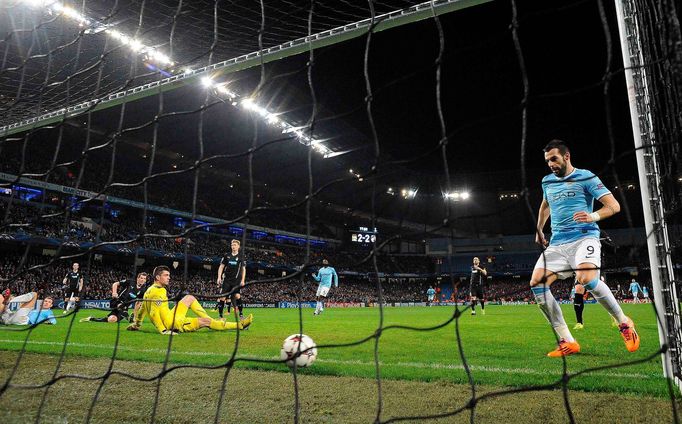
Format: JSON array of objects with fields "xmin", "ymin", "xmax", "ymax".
[{"xmin": 280, "ymin": 334, "xmax": 317, "ymax": 368}]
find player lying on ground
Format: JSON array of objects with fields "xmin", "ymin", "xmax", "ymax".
[
  {"xmin": 312, "ymin": 259, "xmax": 338, "ymax": 316},
  {"xmin": 81, "ymin": 272, "xmax": 148, "ymax": 323},
  {"xmin": 0, "ymin": 290, "xmax": 56, "ymax": 325},
  {"xmin": 532, "ymin": 140, "xmax": 639, "ymax": 357},
  {"xmin": 128, "ymin": 265, "xmax": 251, "ymax": 334}
]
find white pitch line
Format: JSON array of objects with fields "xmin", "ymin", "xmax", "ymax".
[{"xmin": 0, "ymin": 339, "xmax": 658, "ymax": 380}]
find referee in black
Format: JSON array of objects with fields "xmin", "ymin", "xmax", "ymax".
[
  {"xmin": 216, "ymin": 239, "xmax": 247, "ymax": 320},
  {"xmin": 470, "ymin": 257, "xmax": 487, "ymax": 316}
]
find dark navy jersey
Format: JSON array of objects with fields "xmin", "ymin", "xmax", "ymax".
[
  {"xmin": 470, "ymin": 266, "xmax": 486, "ymax": 287},
  {"xmin": 65, "ymin": 271, "xmax": 82, "ymax": 288},
  {"xmin": 220, "ymin": 252, "xmax": 246, "ymax": 281},
  {"xmin": 129, "ymin": 283, "xmax": 148, "ymax": 302},
  {"xmin": 117, "ymin": 278, "xmax": 131, "ymax": 299}
]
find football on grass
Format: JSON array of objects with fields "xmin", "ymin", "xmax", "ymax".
[{"xmin": 280, "ymin": 334, "xmax": 317, "ymax": 368}]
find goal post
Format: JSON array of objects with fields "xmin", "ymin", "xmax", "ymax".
[{"xmin": 614, "ymin": 0, "xmax": 682, "ymax": 390}]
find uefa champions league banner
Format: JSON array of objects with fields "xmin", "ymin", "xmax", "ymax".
[
  {"xmin": 55, "ymin": 299, "xmax": 112, "ymax": 310},
  {"xmin": 279, "ymin": 301, "xmax": 317, "ymax": 309},
  {"xmin": 199, "ymin": 301, "xmax": 277, "ymax": 309}
]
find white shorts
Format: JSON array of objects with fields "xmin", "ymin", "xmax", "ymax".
[
  {"xmin": 534, "ymin": 237, "xmax": 601, "ymax": 280},
  {"xmin": 1, "ymin": 307, "xmax": 31, "ymax": 325},
  {"xmin": 316, "ymin": 286, "xmax": 330, "ymax": 297},
  {"xmin": 428, "ymin": 295, "xmax": 435, "ymax": 301}
]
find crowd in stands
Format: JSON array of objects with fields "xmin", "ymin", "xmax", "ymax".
[
  {"xmin": 0, "ymin": 253, "xmax": 434, "ymax": 304},
  {"xmin": 1, "ymin": 201, "xmax": 433, "ymax": 275},
  {"xmin": 0, "ymin": 252, "xmax": 651, "ymax": 307},
  {"xmin": 0, "ymin": 145, "xmax": 337, "ymax": 238}
]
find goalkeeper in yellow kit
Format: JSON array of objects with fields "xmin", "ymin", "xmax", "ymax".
[{"xmin": 127, "ymin": 266, "xmax": 252, "ymax": 334}]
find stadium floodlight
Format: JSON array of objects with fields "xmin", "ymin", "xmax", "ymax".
[
  {"xmin": 401, "ymin": 188, "xmax": 417, "ymax": 199},
  {"xmin": 200, "ymin": 76, "xmax": 214, "ymax": 88},
  {"xmin": 445, "ymin": 190, "xmax": 470, "ymax": 201},
  {"xmin": 20, "ymin": 0, "xmax": 331, "ymax": 156},
  {"xmin": 58, "ymin": 5, "xmax": 91, "ymax": 26}
]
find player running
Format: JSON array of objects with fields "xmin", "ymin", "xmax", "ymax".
[
  {"xmin": 427, "ymin": 286, "xmax": 436, "ymax": 305},
  {"xmin": 531, "ymin": 140, "xmax": 639, "ymax": 357},
  {"xmin": 469, "ymin": 257, "xmax": 487, "ymax": 316},
  {"xmin": 128, "ymin": 266, "xmax": 251, "ymax": 334},
  {"xmin": 62, "ymin": 262, "xmax": 84, "ymax": 314},
  {"xmin": 216, "ymin": 240, "xmax": 246, "ymax": 320},
  {"xmin": 312, "ymin": 259, "xmax": 338, "ymax": 316},
  {"xmin": 80, "ymin": 272, "xmax": 148, "ymax": 323},
  {"xmin": 642, "ymin": 286, "xmax": 650, "ymax": 302},
  {"xmin": 629, "ymin": 278, "xmax": 642, "ymax": 303}
]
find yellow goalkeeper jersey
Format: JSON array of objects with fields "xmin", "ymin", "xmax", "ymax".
[{"xmin": 135, "ymin": 283, "xmax": 176, "ymax": 333}]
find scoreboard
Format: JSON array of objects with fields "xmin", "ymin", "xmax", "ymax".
[{"xmin": 349, "ymin": 226, "xmax": 378, "ymax": 245}]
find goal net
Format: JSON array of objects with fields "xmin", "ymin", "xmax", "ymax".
[{"xmin": 1, "ymin": 0, "xmax": 680, "ymax": 422}]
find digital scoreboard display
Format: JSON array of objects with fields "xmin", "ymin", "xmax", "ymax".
[{"xmin": 349, "ymin": 227, "xmax": 378, "ymax": 245}]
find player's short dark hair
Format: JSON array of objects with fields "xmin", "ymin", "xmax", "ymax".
[
  {"xmin": 543, "ymin": 139, "xmax": 570, "ymax": 155},
  {"xmin": 153, "ymin": 266, "xmax": 170, "ymax": 280}
]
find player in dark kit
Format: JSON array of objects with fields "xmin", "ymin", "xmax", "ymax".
[
  {"xmin": 80, "ymin": 272, "xmax": 148, "ymax": 323},
  {"xmin": 216, "ymin": 240, "xmax": 247, "ymax": 320},
  {"xmin": 62, "ymin": 262, "xmax": 84, "ymax": 314},
  {"xmin": 469, "ymin": 257, "xmax": 487, "ymax": 316}
]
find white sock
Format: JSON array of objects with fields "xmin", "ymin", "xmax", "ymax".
[
  {"xmin": 315, "ymin": 301, "xmax": 320, "ymax": 313},
  {"xmin": 532, "ymin": 285, "xmax": 574, "ymax": 342},
  {"xmin": 587, "ymin": 279, "xmax": 627, "ymax": 324}
]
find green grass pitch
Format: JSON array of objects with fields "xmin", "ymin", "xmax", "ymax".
[{"xmin": 0, "ymin": 303, "xmax": 669, "ymax": 398}]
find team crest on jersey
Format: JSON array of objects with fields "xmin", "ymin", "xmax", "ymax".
[{"xmin": 155, "ymin": 300, "xmax": 162, "ymax": 307}]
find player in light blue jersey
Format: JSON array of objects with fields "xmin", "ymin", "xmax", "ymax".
[
  {"xmin": 629, "ymin": 279, "xmax": 642, "ymax": 303},
  {"xmin": 427, "ymin": 286, "xmax": 436, "ymax": 306},
  {"xmin": 0, "ymin": 292, "xmax": 56, "ymax": 325},
  {"xmin": 642, "ymin": 286, "xmax": 650, "ymax": 302},
  {"xmin": 531, "ymin": 140, "xmax": 639, "ymax": 357},
  {"xmin": 312, "ymin": 259, "xmax": 338, "ymax": 316}
]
